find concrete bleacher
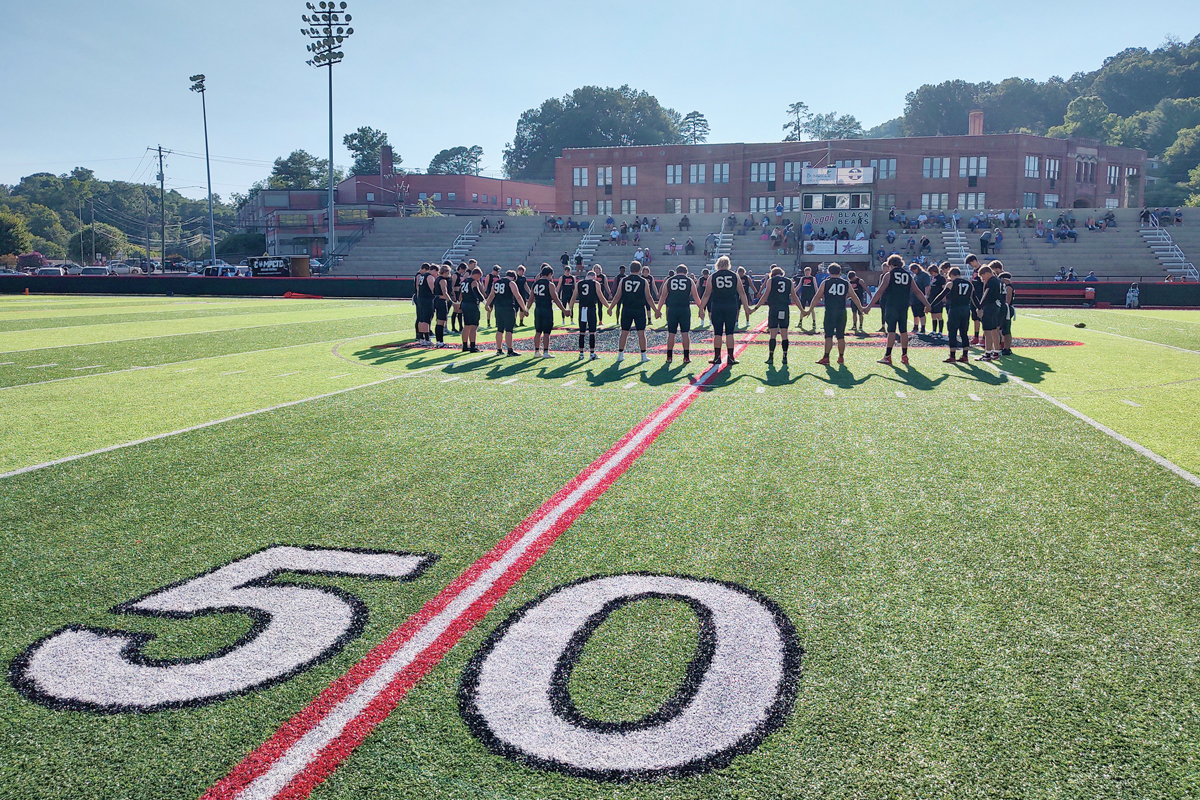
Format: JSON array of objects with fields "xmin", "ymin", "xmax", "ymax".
[
  {"xmin": 457, "ymin": 217, "xmax": 545, "ymax": 269},
  {"xmin": 334, "ymin": 216, "xmax": 468, "ymax": 276}
]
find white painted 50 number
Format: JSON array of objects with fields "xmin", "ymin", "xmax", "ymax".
[{"xmin": 11, "ymin": 546, "xmax": 434, "ymax": 712}]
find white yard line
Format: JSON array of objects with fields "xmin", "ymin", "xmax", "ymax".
[
  {"xmin": 993, "ymin": 366, "xmax": 1199, "ymax": 489},
  {"xmin": 561, "ymin": 380, "xmax": 577, "ymax": 387},
  {"xmin": 439, "ymin": 376, "xmax": 460, "ymax": 384},
  {"xmin": 274, "ymin": 372, "xmax": 299, "ymax": 378},
  {"xmin": 1121, "ymin": 399, "xmax": 1142, "ymax": 407},
  {"xmin": 221, "ymin": 370, "xmax": 247, "ymax": 376},
  {"xmin": 1025, "ymin": 313, "xmax": 1200, "ymax": 355},
  {"xmin": 71, "ymin": 364, "xmax": 104, "ymax": 371},
  {"xmin": 0, "ymin": 365, "xmax": 446, "ymax": 481},
  {"xmin": 328, "ymin": 373, "xmax": 351, "ymax": 379},
  {"xmin": 26, "ymin": 363, "xmax": 57, "ymax": 369},
  {"xmin": 500, "ymin": 378, "xmax": 519, "ymax": 385}
]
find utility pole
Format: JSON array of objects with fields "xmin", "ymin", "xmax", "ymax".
[{"xmin": 157, "ymin": 146, "xmax": 166, "ymax": 269}]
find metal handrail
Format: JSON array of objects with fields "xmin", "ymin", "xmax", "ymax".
[
  {"xmin": 440, "ymin": 221, "xmax": 475, "ymax": 264},
  {"xmin": 571, "ymin": 219, "xmax": 597, "ymax": 264}
]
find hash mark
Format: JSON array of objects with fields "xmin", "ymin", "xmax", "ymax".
[
  {"xmin": 755, "ymin": 386, "xmax": 765, "ymax": 394},
  {"xmin": 824, "ymin": 388, "xmax": 835, "ymax": 397},
  {"xmin": 440, "ymin": 376, "xmax": 460, "ymax": 383},
  {"xmin": 274, "ymin": 371, "xmax": 299, "ymax": 377},
  {"xmin": 623, "ymin": 381, "xmax": 637, "ymax": 389},
  {"xmin": 220, "ymin": 370, "xmax": 246, "ymax": 376},
  {"xmin": 329, "ymin": 373, "xmax": 351, "ymax": 379},
  {"xmin": 1121, "ymin": 399, "xmax": 1142, "ymax": 407},
  {"xmin": 969, "ymin": 393, "xmax": 982, "ymax": 401},
  {"xmin": 72, "ymin": 365, "xmax": 104, "ymax": 371},
  {"xmin": 562, "ymin": 380, "xmax": 577, "ymax": 387},
  {"xmin": 26, "ymin": 363, "xmax": 57, "ymax": 369},
  {"xmin": 175, "ymin": 368, "xmax": 197, "ymax": 373},
  {"xmin": 501, "ymin": 378, "xmax": 518, "ymax": 385},
  {"xmin": 895, "ymin": 391, "xmax": 907, "ymax": 399}
]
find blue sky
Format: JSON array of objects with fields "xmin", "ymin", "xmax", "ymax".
[{"xmin": 4, "ymin": 1, "xmax": 1200, "ymax": 200}]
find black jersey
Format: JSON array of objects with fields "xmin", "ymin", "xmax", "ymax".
[
  {"xmin": 768, "ymin": 276, "xmax": 794, "ymax": 308},
  {"xmin": 928, "ymin": 274, "xmax": 947, "ymax": 302},
  {"xmin": 983, "ymin": 276, "xmax": 1004, "ymax": 310},
  {"xmin": 665, "ymin": 274, "xmax": 694, "ymax": 307},
  {"xmin": 709, "ymin": 270, "xmax": 740, "ymax": 307},
  {"xmin": 619, "ymin": 274, "xmax": 648, "ymax": 308},
  {"xmin": 453, "ymin": 273, "xmax": 465, "ymax": 300},
  {"xmin": 485, "ymin": 273, "xmax": 499, "ymax": 295},
  {"xmin": 531, "ymin": 277, "xmax": 555, "ymax": 309},
  {"xmin": 645, "ymin": 275, "xmax": 659, "ymax": 302},
  {"xmin": 697, "ymin": 276, "xmax": 709, "ymax": 298},
  {"xmin": 740, "ymin": 273, "xmax": 754, "ymax": 300},
  {"xmin": 913, "ymin": 270, "xmax": 932, "ymax": 296},
  {"xmin": 575, "ymin": 276, "xmax": 599, "ymax": 306},
  {"xmin": 435, "ymin": 275, "xmax": 452, "ymax": 299},
  {"xmin": 821, "ymin": 276, "xmax": 851, "ymax": 311},
  {"xmin": 460, "ymin": 277, "xmax": 483, "ymax": 305},
  {"xmin": 971, "ymin": 275, "xmax": 985, "ymax": 306},
  {"xmin": 491, "ymin": 276, "xmax": 518, "ymax": 308},
  {"xmin": 515, "ymin": 275, "xmax": 529, "ymax": 298},
  {"xmin": 560, "ymin": 275, "xmax": 576, "ymax": 301},
  {"xmin": 799, "ymin": 275, "xmax": 817, "ymax": 297},
  {"xmin": 885, "ymin": 265, "xmax": 913, "ymax": 304},
  {"xmin": 948, "ymin": 277, "xmax": 974, "ymax": 310},
  {"xmin": 416, "ymin": 273, "xmax": 435, "ymax": 299}
]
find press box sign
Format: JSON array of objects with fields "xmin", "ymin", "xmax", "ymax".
[{"xmin": 801, "ymin": 167, "xmax": 875, "ymax": 186}]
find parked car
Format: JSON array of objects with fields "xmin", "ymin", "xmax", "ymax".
[
  {"xmin": 0, "ymin": 269, "xmax": 19, "ymax": 276},
  {"xmin": 36, "ymin": 266, "xmax": 67, "ymax": 276},
  {"xmin": 109, "ymin": 263, "xmax": 144, "ymax": 275},
  {"xmin": 80, "ymin": 266, "xmax": 113, "ymax": 276}
]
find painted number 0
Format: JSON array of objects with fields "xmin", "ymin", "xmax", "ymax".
[
  {"xmin": 460, "ymin": 574, "xmax": 801, "ymax": 780},
  {"xmin": 11, "ymin": 546, "xmax": 434, "ymax": 712}
]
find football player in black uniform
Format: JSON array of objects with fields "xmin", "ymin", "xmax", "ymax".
[
  {"xmin": 558, "ymin": 265, "xmax": 576, "ymax": 327},
  {"xmin": 863, "ymin": 254, "xmax": 931, "ymax": 365},
  {"xmin": 456, "ymin": 265, "xmax": 485, "ymax": 352},
  {"xmin": 433, "ymin": 264, "xmax": 455, "ymax": 348},
  {"xmin": 606, "ymin": 261, "xmax": 658, "ymax": 363},
  {"xmin": 847, "ymin": 270, "xmax": 869, "ymax": 332},
  {"xmin": 529, "ymin": 265, "xmax": 566, "ymax": 358},
  {"xmin": 450, "ymin": 262, "xmax": 468, "ymax": 333},
  {"xmin": 912, "ymin": 264, "xmax": 932, "ymax": 335},
  {"xmin": 1000, "ymin": 271, "xmax": 1016, "ymax": 355},
  {"xmin": 515, "ymin": 265, "xmax": 530, "ymax": 327},
  {"xmin": 655, "ymin": 265, "xmax": 702, "ymax": 365},
  {"xmin": 484, "ymin": 269, "xmax": 528, "ymax": 356},
  {"xmin": 966, "ymin": 255, "xmax": 984, "ymax": 345},
  {"xmin": 737, "ymin": 266, "xmax": 755, "ymax": 329},
  {"xmin": 567, "ymin": 268, "xmax": 609, "ymax": 361},
  {"xmin": 483, "ymin": 264, "xmax": 500, "ymax": 328},
  {"xmin": 752, "ymin": 266, "xmax": 803, "ymax": 365},
  {"xmin": 591, "ymin": 264, "xmax": 607, "ymax": 327},
  {"xmin": 797, "ymin": 266, "xmax": 818, "ymax": 334},
  {"xmin": 414, "ymin": 263, "xmax": 437, "ymax": 347},
  {"xmin": 935, "ymin": 266, "xmax": 973, "ymax": 364},
  {"xmin": 695, "ymin": 269, "xmax": 711, "ymax": 329},
  {"xmin": 926, "ymin": 263, "xmax": 947, "ymax": 337},
  {"xmin": 696, "ymin": 256, "xmax": 751, "ymax": 366},
  {"xmin": 976, "ymin": 262, "xmax": 1005, "ymax": 361},
  {"xmin": 809, "ymin": 263, "xmax": 865, "ymax": 365}
]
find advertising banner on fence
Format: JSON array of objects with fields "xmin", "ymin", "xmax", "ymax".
[
  {"xmin": 801, "ymin": 167, "xmax": 875, "ymax": 186},
  {"xmin": 836, "ymin": 240, "xmax": 871, "ymax": 255},
  {"xmin": 802, "ymin": 241, "xmax": 836, "ymax": 255},
  {"xmin": 802, "ymin": 210, "xmax": 873, "ymax": 230}
]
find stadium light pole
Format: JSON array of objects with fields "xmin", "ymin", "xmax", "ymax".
[
  {"xmin": 189, "ymin": 74, "xmax": 218, "ymax": 268},
  {"xmin": 302, "ymin": 1, "xmax": 353, "ymax": 263}
]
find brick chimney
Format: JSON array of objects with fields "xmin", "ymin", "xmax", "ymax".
[
  {"xmin": 968, "ymin": 109, "xmax": 984, "ymax": 136},
  {"xmin": 380, "ymin": 145, "xmax": 394, "ymax": 178}
]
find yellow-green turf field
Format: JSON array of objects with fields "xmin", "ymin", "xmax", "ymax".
[{"xmin": 1, "ymin": 294, "xmax": 1199, "ymax": 800}]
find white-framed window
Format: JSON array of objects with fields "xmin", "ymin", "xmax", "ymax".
[
  {"xmin": 572, "ymin": 167, "xmax": 588, "ymax": 187},
  {"xmin": 573, "ymin": 200, "xmax": 589, "ymax": 215},
  {"xmin": 959, "ymin": 156, "xmax": 988, "ymax": 178},
  {"xmin": 689, "ymin": 164, "xmax": 706, "ymax": 184},
  {"xmin": 1046, "ymin": 158, "xmax": 1061, "ymax": 181},
  {"xmin": 447, "ymin": 192, "xmax": 456, "ymax": 201},
  {"xmin": 1022, "ymin": 192, "xmax": 1038, "ymax": 208},
  {"xmin": 597, "ymin": 200, "xmax": 612, "ymax": 214},
  {"xmin": 923, "ymin": 157, "xmax": 950, "ymax": 179},
  {"xmin": 1043, "ymin": 193, "xmax": 1060, "ymax": 208},
  {"xmin": 621, "ymin": 199, "xmax": 637, "ymax": 215},
  {"xmin": 688, "ymin": 198, "xmax": 705, "ymax": 214},
  {"xmin": 666, "ymin": 198, "xmax": 681, "ymax": 214},
  {"xmin": 713, "ymin": 163, "xmax": 730, "ymax": 184},
  {"xmin": 869, "ymin": 158, "xmax": 897, "ymax": 180},
  {"xmin": 750, "ymin": 162, "xmax": 776, "ymax": 183},
  {"xmin": 418, "ymin": 192, "xmax": 427, "ymax": 201},
  {"xmin": 1107, "ymin": 164, "xmax": 1121, "ymax": 190},
  {"xmin": 833, "ymin": 159, "xmax": 862, "ymax": 168},
  {"xmin": 471, "ymin": 193, "xmax": 478, "ymax": 202},
  {"xmin": 876, "ymin": 193, "xmax": 895, "ymax": 209},
  {"xmin": 621, "ymin": 165, "xmax": 637, "ymax": 186},
  {"xmin": 1025, "ymin": 156, "xmax": 1040, "ymax": 179},
  {"xmin": 957, "ymin": 192, "xmax": 986, "ymax": 210},
  {"xmin": 921, "ymin": 193, "xmax": 949, "ymax": 210},
  {"xmin": 1105, "ymin": 197, "xmax": 1120, "ymax": 208},
  {"xmin": 598, "ymin": 166, "xmax": 613, "ymax": 186},
  {"xmin": 365, "ymin": 192, "xmax": 375, "ymax": 202},
  {"xmin": 749, "ymin": 196, "xmax": 776, "ymax": 213},
  {"xmin": 713, "ymin": 197, "xmax": 729, "ymax": 213},
  {"xmin": 666, "ymin": 165, "xmax": 683, "ymax": 185},
  {"xmin": 783, "ymin": 161, "xmax": 803, "ymax": 183},
  {"xmin": 506, "ymin": 197, "xmax": 512, "ymax": 206},
  {"xmin": 783, "ymin": 196, "xmax": 801, "ymax": 212}
]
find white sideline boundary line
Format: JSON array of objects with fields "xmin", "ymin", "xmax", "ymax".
[
  {"xmin": 1025, "ymin": 314, "xmax": 1200, "ymax": 355},
  {"xmin": 1096, "ymin": 309, "xmax": 1200, "ymax": 326},
  {"xmin": 995, "ymin": 367, "xmax": 1200, "ymax": 489},
  {"xmin": 0, "ymin": 365, "xmax": 444, "ymax": 480}
]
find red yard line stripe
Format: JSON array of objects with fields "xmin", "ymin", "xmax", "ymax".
[{"xmin": 202, "ymin": 323, "xmax": 766, "ymax": 800}]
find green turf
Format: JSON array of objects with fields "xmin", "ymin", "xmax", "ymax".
[{"xmin": 1, "ymin": 296, "xmax": 1199, "ymax": 799}]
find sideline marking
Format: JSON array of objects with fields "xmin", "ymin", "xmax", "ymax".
[
  {"xmin": 824, "ymin": 388, "xmax": 835, "ymax": 397},
  {"xmin": 501, "ymin": 378, "xmax": 519, "ymax": 385},
  {"xmin": 1025, "ymin": 313, "xmax": 1200, "ymax": 355},
  {"xmin": 26, "ymin": 363, "xmax": 57, "ymax": 369},
  {"xmin": 0, "ymin": 364, "xmax": 447, "ymax": 481},
  {"xmin": 994, "ymin": 367, "xmax": 1200, "ymax": 489},
  {"xmin": 0, "ymin": 361, "xmax": 13, "ymax": 365},
  {"xmin": 200, "ymin": 321, "xmax": 769, "ymax": 800},
  {"xmin": 1121, "ymin": 399, "xmax": 1142, "ymax": 407},
  {"xmin": 221, "ymin": 370, "xmax": 247, "ymax": 376},
  {"xmin": 439, "ymin": 376, "xmax": 460, "ymax": 384},
  {"xmin": 72, "ymin": 365, "xmax": 104, "ymax": 371},
  {"xmin": 561, "ymin": 380, "xmax": 577, "ymax": 387},
  {"xmin": 969, "ymin": 393, "xmax": 982, "ymax": 402}
]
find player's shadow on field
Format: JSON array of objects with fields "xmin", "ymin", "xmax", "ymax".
[
  {"xmin": 349, "ymin": 346, "xmax": 458, "ymax": 371},
  {"xmin": 991, "ymin": 353, "xmax": 1053, "ymax": 385}
]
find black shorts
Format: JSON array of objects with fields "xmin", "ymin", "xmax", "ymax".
[
  {"xmin": 800, "ymin": 289, "xmax": 815, "ymax": 307},
  {"xmin": 416, "ymin": 298, "xmax": 435, "ymax": 324},
  {"xmin": 982, "ymin": 307, "xmax": 1003, "ymax": 332},
  {"xmin": 620, "ymin": 305, "xmax": 647, "ymax": 332},
  {"xmin": 578, "ymin": 304, "xmax": 599, "ymax": 332},
  {"xmin": 495, "ymin": 306, "xmax": 516, "ymax": 334},
  {"xmin": 462, "ymin": 303, "xmax": 480, "ymax": 327},
  {"xmin": 666, "ymin": 305, "xmax": 692, "ymax": 334},
  {"xmin": 1000, "ymin": 313, "xmax": 1013, "ymax": 336},
  {"xmin": 910, "ymin": 300, "xmax": 926, "ymax": 317},
  {"xmin": 823, "ymin": 309, "xmax": 848, "ymax": 338},
  {"xmin": 767, "ymin": 305, "xmax": 790, "ymax": 330},
  {"xmin": 971, "ymin": 306, "xmax": 983, "ymax": 322},
  {"xmin": 930, "ymin": 300, "xmax": 945, "ymax": 314},
  {"xmin": 534, "ymin": 306, "xmax": 555, "ymax": 334},
  {"xmin": 884, "ymin": 304, "xmax": 909, "ymax": 334},
  {"xmin": 434, "ymin": 298, "xmax": 449, "ymax": 321},
  {"xmin": 710, "ymin": 305, "xmax": 739, "ymax": 336}
]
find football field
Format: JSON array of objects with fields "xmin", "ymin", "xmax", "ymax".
[{"xmin": 2, "ymin": 294, "xmax": 1200, "ymax": 800}]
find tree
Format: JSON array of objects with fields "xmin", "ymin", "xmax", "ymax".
[
  {"xmin": 428, "ymin": 145, "xmax": 484, "ymax": 175},
  {"xmin": 1160, "ymin": 125, "xmax": 1200, "ymax": 183},
  {"xmin": 782, "ymin": 102, "xmax": 809, "ymax": 141},
  {"xmin": 864, "ymin": 117, "xmax": 903, "ymax": 138},
  {"xmin": 1047, "ymin": 95, "xmax": 1116, "ymax": 139},
  {"xmin": 342, "ymin": 127, "xmax": 394, "ymax": 176},
  {"xmin": 0, "ymin": 210, "xmax": 31, "ymax": 256},
  {"xmin": 901, "ymin": 80, "xmax": 980, "ymax": 136},
  {"xmin": 503, "ymin": 85, "xmax": 684, "ymax": 180},
  {"xmin": 681, "ymin": 111, "xmax": 710, "ymax": 145},
  {"xmin": 67, "ymin": 223, "xmax": 129, "ymax": 264},
  {"xmin": 267, "ymin": 150, "xmax": 345, "ymax": 189},
  {"xmin": 802, "ymin": 112, "xmax": 865, "ymax": 140}
]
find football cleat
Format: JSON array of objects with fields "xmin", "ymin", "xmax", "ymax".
[
  {"xmin": 816, "ymin": 356, "xmax": 830, "ymax": 365},
  {"xmin": 877, "ymin": 356, "xmax": 892, "ymax": 365}
]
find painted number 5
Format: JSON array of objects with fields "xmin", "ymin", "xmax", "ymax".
[{"xmin": 11, "ymin": 546, "xmax": 434, "ymax": 713}]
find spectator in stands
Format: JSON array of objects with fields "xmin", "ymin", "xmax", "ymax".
[
  {"xmin": 1045, "ymin": 225, "xmax": 1057, "ymax": 246},
  {"xmin": 967, "ymin": 215, "xmax": 978, "ymax": 233},
  {"xmin": 937, "ymin": 211, "xmax": 948, "ymax": 227},
  {"xmin": 876, "ymin": 245, "xmax": 886, "ymax": 262},
  {"xmin": 565, "ymin": 216, "xmax": 575, "ymax": 230},
  {"xmin": 1065, "ymin": 210, "xmax": 1077, "ymax": 229},
  {"xmin": 1126, "ymin": 282, "xmax": 1140, "ymax": 308},
  {"xmin": 802, "ymin": 220, "xmax": 813, "ymax": 239},
  {"xmin": 685, "ymin": 237, "xmax": 695, "ymax": 255},
  {"xmin": 840, "ymin": 228, "xmax": 851, "ymax": 240},
  {"xmin": 728, "ymin": 213, "xmax": 737, "ymax": 229},
  {"xmin": 745, "ymin": 217, "xmax": 755, "ymax": 232},
  {"xmin": 898, "ymin": 211, "xmax": 908, "ymax": 228},
  {"xmin": 1175, "ymin": 208, "xmax": 1184, "ymax": 226},
  {"xmin": 1057, "ymin": 266, "xmax": 1068, "ymax": 280},
  {"xmin": 679, "ymin": 214, "xmax": 691, "ymax": 231},
  {"xmin": 605, "ymin": 214, "xmax": 615, "ymax": 231},
  {"xmin": 641, "ymin": 216, "xmax": 651, "ymax": 232},
  {"xmin": 665, "ymin": 238, "xmax": 678, "ymax": 255},
  {"xmin": 1084, "ymin": 270, "xmax": 1098, "ymax": 282},
  {"xmin": 1007, "ymin": 209, "xmax": 1020, "ymax": 228},
  {"xmin": 1104, "ymin": 210, "xmax": 1117, "ymax": 227},
  {"xmin": 609, "ymin": 228, "xmax": 619, "ymax": 246},
  {"xmin": 770, "ymin": 227, "xmax": 783, "ymax": 248},
  {"xmin": 951, "ymin": 209, "xmax": 962, "ymax": 227},
  {"xmin": 1026, "ymin": 211, "xmax": 1037, "ymax": 227},
  {"xmin": 705, "ymin": 232, "xmax": 717, "ymax": 256},
  {"xmin": 1067, "ymin": 267, "xmax": 1078, "ymax": 281},
  {"xmin": 496, "ymin": 218, "xmax": 505, "ymax": 233},
  {"xmin": 560, "ymin": 252, "xmax": 570, "ymax": 268},
  {"xmin": 1057, "ymin": 225, "xmax": 1078, "ymax": 243},
  {"xmin": 1085, "ymin": 216, "xmax": 1097, "ymax": 231},
  {"xmin": 888, "ymin": 206, "xmax": 896, "ymax": 221},
  {"xmin": 979, "ymin": 228, "xmax": 992, "ymax": 255},
  {"xmin": 634, "ymin": 247, "xmax": 645, "ymax": 263},
  {"xmin": 1035, "ymin": 219, "xmax": 1046, "ymax": 238},
  {"xmin": 762, "ymin": 214, "xmax": 771, "ymax": 230},
  {"xmin": 775, "ymin": 202, "xmax": 784, "ymax": 225},
  {"xmin": 855, "ymin": 229, "xmax": 867, "ymax": 240},
  {"xmin": 886, "ymin": 229, "xmax": 897, "ymax": 244},
  {"xmin": 632, "ymin": 228, "xmax": 641, "ymax": 245},
  {"xmin": 480, "ymin": 217, "xmax": 490, "ymax": 232},
  {"xmin": 906, "ymin": 236, "xmax": 916, "ymax": 254},
  {"xmin": 1140, "ymin": 207, "xmax": 1151, "ymax": 226}
]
